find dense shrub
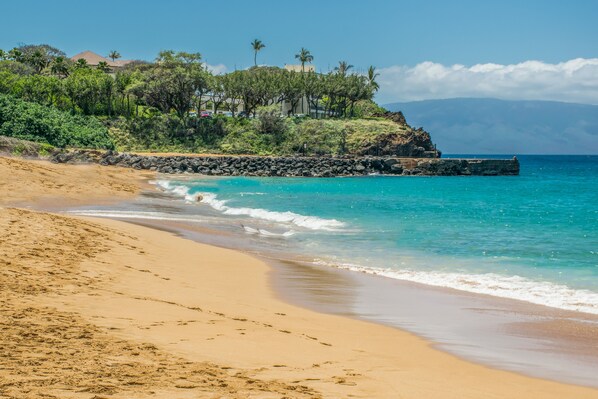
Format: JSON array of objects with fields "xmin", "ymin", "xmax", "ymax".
[
  {"xmin": 107, "ymin": 114, "xmax": 228, "ymax": 153},
  {"xmin": 352, "ymin": 99, "xmax": 388, "ymax": 118},
  {"xmin": 0, "ymin": 94, "xmax": 114, "ymax": 149},
  {"xmin": 284, "ymin": 119, "xmax": 345, "ymax": 155},
  {"xmin": 255, "ymin": 105, "xmax": 287, "ymax": 138}
]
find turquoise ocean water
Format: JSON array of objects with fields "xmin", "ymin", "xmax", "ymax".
[{"xmin": 75, "ymin": 155, "xmax": 598, "ymax": 314}]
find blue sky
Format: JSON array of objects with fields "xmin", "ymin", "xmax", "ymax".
[{"xmin": 2, "ymin": 0, "xmax": 597, "ymax": 104}]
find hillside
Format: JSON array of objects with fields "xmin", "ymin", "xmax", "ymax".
[{"xmin": 384, "ymin": 98, "xmax": 598, "ymax": 154}]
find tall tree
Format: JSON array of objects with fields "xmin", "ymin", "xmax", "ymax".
[
  {"xmin": 28, "ymin": 50, "xmax": 48, "ymax": 73},
  {"xmin": 8, "ymin": 48, "xmax": 23, "ymax": 62},
  {"xmin": 294, "ymin": 48, "xmax": 314, "ymax": 114},
  {"xmin": 335, "ymin": 61, "xmax": 353, "ymax": 76},
  {"xmin": 367, "ymin": 66, "xmax": 379, "ymax": 92},
  {"xmin": 108, "ymin": 50, "xmax": 121, "ymax": 62},
  {"xmin": 221, "ymin": 72, "xmax": 243, "ymax": 116},
  {"xmin": 251, "ymin": 39, "xmax": 265, "ymax": 67},
  {"xmin": 18, "ymin": 44, "xmax": 65, "ymax": 73},
  {"xmin": 64, "ymin": 68, "xmax": 114, "ymax": 115},
  {"xmin": 145, "ymin": 50, "xmax": 208, "ymax": 122},
  {"xmin": 50, "ymin": 56, "xmax": 71, "ymax": 78},
  {"xmin": 304, "ymin": 72, "xmax": 324, "ymax": 118},
  {"xmin": 294, "ymin": 48, "xmax": 313, "ymax": 73}
]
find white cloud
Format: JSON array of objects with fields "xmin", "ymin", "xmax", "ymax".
[
  {"xmin": 205, "ymin": 63, "xmax": 227, "ymax": 75},
  {"xmin": 377, "ymin": 58, "xmax": 598, "ymax": 105}
]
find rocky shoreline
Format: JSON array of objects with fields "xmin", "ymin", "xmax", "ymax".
[{"xmin": 51, "ymin": 150, "xmax": 520, "ymax": 177}]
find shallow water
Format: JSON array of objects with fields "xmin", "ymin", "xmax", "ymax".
[{"xmin": 141, "ymin": 155, "xmax": 598, "ymax": 314}]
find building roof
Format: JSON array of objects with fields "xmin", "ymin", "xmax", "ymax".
[{"xmin": 70, "ymin": 50, "xmax": 132, "ymax": 68}]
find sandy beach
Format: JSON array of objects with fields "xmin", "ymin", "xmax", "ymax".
[{"xmin": 2, "ymin": 156, "xmax": 598, "ymax": 398}]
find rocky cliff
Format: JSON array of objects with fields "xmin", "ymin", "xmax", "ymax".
[{"xmin": 361, "ymin": 111, "xmax": 440, "ymax": 158}]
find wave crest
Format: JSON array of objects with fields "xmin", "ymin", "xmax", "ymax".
[
  {"xmin": 155, "ymin": 180, "xmax": 345, "ymax": 231},
  {"xmin": 314, "ymin": 259, "xmax": 598, "ymax": 315}
]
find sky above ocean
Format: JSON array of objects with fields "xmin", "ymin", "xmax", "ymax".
[{"xmin": 1, "ymin": 0, "xmax": 597, "ymax": 104}]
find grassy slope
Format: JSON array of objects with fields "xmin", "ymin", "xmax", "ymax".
[{"xmin": 109, "ymin": 116, "xmax": 415, "ymax": 156}]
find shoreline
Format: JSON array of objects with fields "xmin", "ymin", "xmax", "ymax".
[
  {"xmin": 103, "ymin": 213, "xmax": 598, "ymax": 388},
  {"xmin": 2, "ymin": 156, "xmax": 597, "ymax": 397},
  {"xmin": 270, "ymin": 257, "xmax": 598, "ymax": 387}
]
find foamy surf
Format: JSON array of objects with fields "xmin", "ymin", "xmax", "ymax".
[
  {"xmin": 242, "ymin": 225, "xmax": 295, "ymax": 237},
  {"xmin": 313, "ymin": 259, "xmax": 598, "ymax": 315},
  {"xmin": 66, "ymin": 209, "xmax": 206, "ymax": 224},
  {"xmin": 154, "ymin": 180, "xmax": 197, "ymax": 202},
  {"xmin": 155, "ymin": 180, "xmax": 345, "ymax": 231}
]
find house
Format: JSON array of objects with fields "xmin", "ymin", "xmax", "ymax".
[
  {"xmin": 283, "ymin": 64, "xmax": 315, "ymax": 73},
  {"xmin": 70, "ymin": 50, "xmax": 132, "ymax": 71}
]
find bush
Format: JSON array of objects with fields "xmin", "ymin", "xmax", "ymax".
[
  {"xmin": 352, "ymin": 99, "xmax": 388, "ymax": 118},
  {"xmin": 0, "ymin": 94, "xmax": 114, "ymax": 149},
  {"xmin": 255, "ymin": 105, "xmax": 287, "ymax": 138},
  {"xmin": 107, "ymin": 113, "xmax": 227, "ymax": 153},
  {"xmin": 284, "ymin": 119, "xmax": 345, "ymax": 155},
  {"xmin": 219, "ymin": 121, "xmax": 272, "ymax": 155}
]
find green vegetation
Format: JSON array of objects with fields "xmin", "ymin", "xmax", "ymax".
[
  {"xmin": 295, "ymin": 48, "xmax": 313, "ymax": 73},
  {"xmin": 103, "ymin": 107, "xmax": 405, "ymax": 156},
  {"xmin": 0, "ymin": 43, "xmax": 397, "ymax": 155},
  {"xmin": 0, "ymin": 94, "xmax": 113, "ymax": 149},
  {"xmin": 251, "ymin": 39, "xmax": 265, "ymax": 67}
]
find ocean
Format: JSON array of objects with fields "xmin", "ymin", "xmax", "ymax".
[{"xmin": 132, "ymin": 155, "xmax": 597, "ymax": 315}]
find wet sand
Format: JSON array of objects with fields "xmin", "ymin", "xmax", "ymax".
[
  {"xmin": 109, "ymin": 213, "xmax": 598, "ymax": 388},
  {"xmin": 271, "ymin": 259, "xmax": 598, "ymax": 387},
  {"xmin": 2, "ymin": 155, "xmax": 598, "ymax": 398}
]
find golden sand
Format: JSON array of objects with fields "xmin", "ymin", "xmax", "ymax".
[{"xmin": 1, "ymin": 156, "xmax": 597, "ymax": 398}]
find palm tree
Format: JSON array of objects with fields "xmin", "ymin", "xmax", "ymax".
[
  {"xmin": 367, "ymin": 66, "xmax": 380, "ymax": 91},
  {"xmin": 97, "ymin": 61, "xmax": 111, "ymax": 73},
  {"xmin": 8, "ymin": 48, "xmax": 23, "ymax": 62},
  {"xmin": 29, "ymin": 50, "xmax": 48, "ymax": 73},
  {"xmin": 294, "ymin": 48, "xmax": 313, "ymax": 73},
  {"xmin": 51, "ymin": 56, "xmax": 70, "ymax": 78},
  {"xmin": 108, "ymin": 50, "xmax": 121, "ymax": 62},
  {"xmin": 75, "ymin": 58, "xmax": 89, "ymax": 69},
  {"xmin": 251, "ymin": 39, "xmax": 265, "ymax": 67},
  {"xmin": 335, "ymin": 61, "xmax": 353, "ymax": 76}
]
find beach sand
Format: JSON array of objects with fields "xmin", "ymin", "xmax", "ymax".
[{"xmin": 1, "ymin": 155, "xmax": 597, "ymax": 398}]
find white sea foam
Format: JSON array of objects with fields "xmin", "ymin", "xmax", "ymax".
[
  {"xmin": 154, "ymin": 180, "xmax": 197, "ymax": 202},
  {"xmin": 67, "ymin": 209, "xmax": 206, "ymax": 224},
  {"xmin": 240, "ymin": 192, "xmax": 266, "ymax": 196},
  {"xmin": 155, "ymin": 180, "xmax": 345, "ymax": 231},
  {"xmin": 242, "ymin": 225, "xmax": 295, "ymax": 237},
  {"xmin": 313, "ymin": 259, "xmax": 598, "ymax": 315}
]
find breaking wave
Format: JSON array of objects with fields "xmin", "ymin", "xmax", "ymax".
[
  {"xmin": 313, "ymin": 259, "xmax": 598, "ymax": 315},
  {"xmin": 155, "ymin": 180, "xmax": 345, "ymax": 231}
]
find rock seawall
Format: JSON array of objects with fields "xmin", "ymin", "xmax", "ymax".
[{"xmin": 51, "ymin": 150, "xmax": 519, "ymax": 177}]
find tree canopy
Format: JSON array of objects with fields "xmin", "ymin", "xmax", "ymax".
[{"xmin": 0, "ymin": 43, "xmax": 380, "ymax": 120}]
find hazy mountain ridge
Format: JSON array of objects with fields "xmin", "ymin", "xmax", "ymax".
[{"xmin": 384, "ymin": 98, "xmax": 598, "ymax": 154}]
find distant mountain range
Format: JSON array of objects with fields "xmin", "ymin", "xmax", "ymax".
[{"xmin": 384, "ymin": 98, "xmax": 598, "ymax": 154}]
